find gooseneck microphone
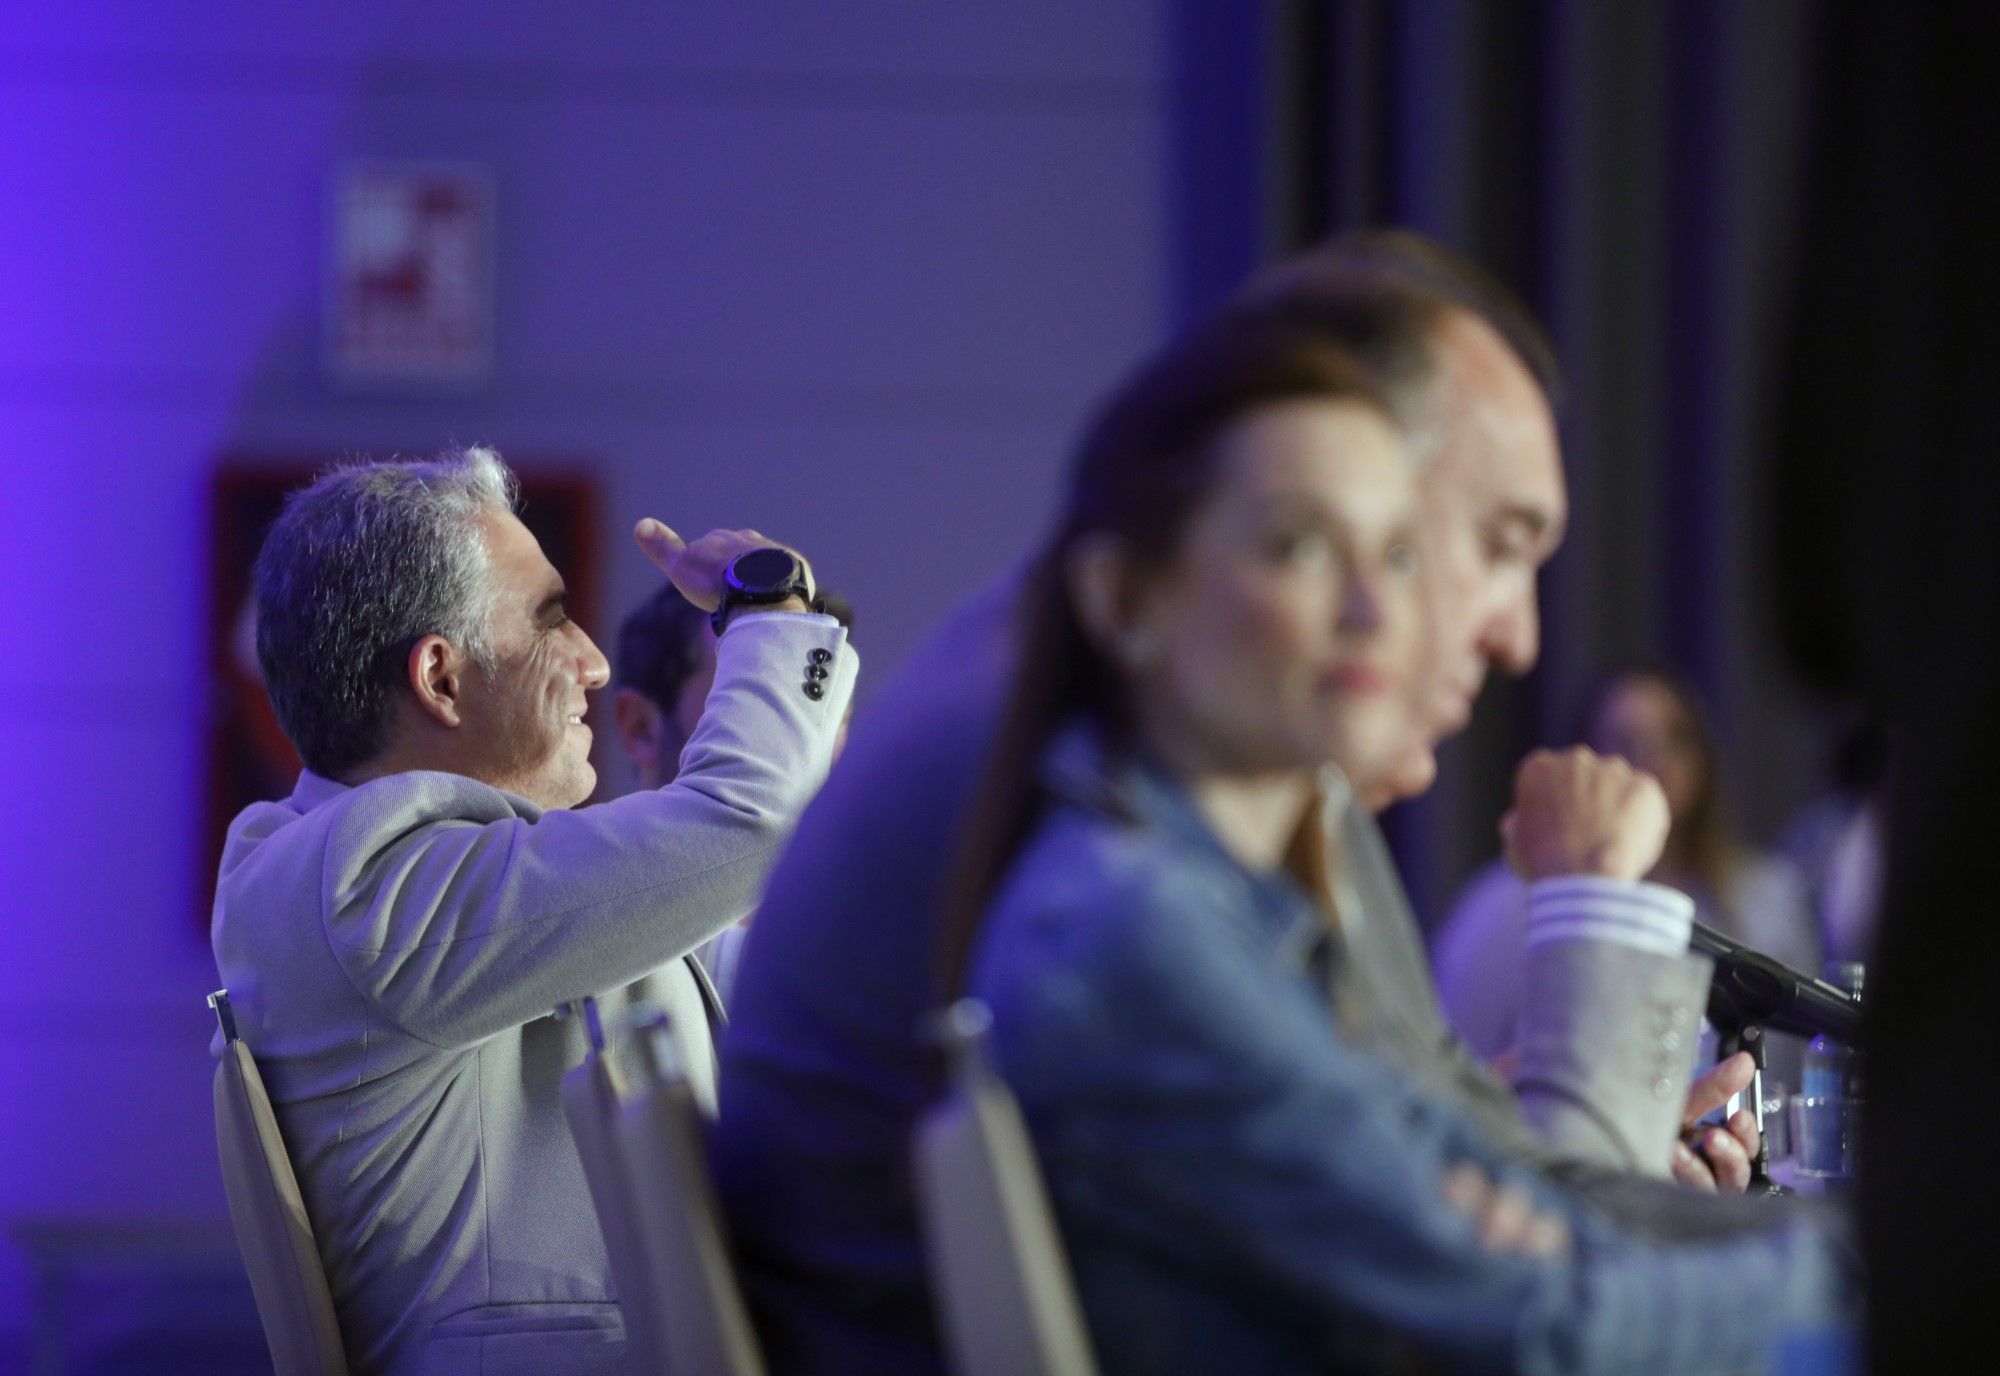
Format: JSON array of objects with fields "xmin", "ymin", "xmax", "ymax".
[{"xmin": 1689, "ymin": 919, "xmax": 1864, "ymax": 1043}]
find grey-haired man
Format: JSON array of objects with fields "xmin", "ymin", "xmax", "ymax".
[{"xmin": 211, "ymin": 447, "xmax": 855, "ymax": 1375}]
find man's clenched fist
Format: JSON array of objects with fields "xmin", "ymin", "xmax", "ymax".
[{"xmin": 1500, "ymin": 747, "xmax": 1670, "ymax": 883}]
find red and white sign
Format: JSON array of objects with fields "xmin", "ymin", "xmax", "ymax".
[{"xmin": 328, "ymin": 162, "xmax": 493, "ymax": 384}]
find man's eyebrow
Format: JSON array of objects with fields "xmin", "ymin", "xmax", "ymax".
[{"xmin": 534, "ymin": 587, "xmax": 569, "ymax": 620}]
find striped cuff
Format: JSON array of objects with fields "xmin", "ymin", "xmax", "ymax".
[{"xmin": 1525, "ymin": 876, "xmax": 1694, "ymax": 956}]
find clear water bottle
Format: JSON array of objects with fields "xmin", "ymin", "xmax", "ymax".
[{"xmin": 1796, "ymin": 962, "xmax": 1865, "ymax": 1177}]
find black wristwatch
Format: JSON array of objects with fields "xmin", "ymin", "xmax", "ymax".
[{"xmin": 711, "ymin": 547, "xmax": 817, "ymax": 635}]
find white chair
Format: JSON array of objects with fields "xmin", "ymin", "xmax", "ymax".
[
  {"xmin": 207, "ymin": 989, "xmax": 349, "ymax": 1376},
  {"xmin": 914, "ymin": 999, "xmax": 1099, "ymax": 1376},
  {"xmin": 559, "ymin": 996, "xmax": 667, "ymax": 1374},
  {"xmin": 612, "ymin": 1006, "xmax": 767, "ymax": 1376}
]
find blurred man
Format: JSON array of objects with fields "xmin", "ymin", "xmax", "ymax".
[
  {"xmin": 716, "ymin": 231, "xmax": 1768, "ymax": 1368},
  {"xmin": 210, "ymin": 447, "xmax": 855, "ymax": 1375},
  {"xmin": 714, "ymin": 233, "xmax": 1764, "ymax": 1374},
  {"xmin": 1242, "ymin": 234, "xmax": 1762, "ymax": 1189}
]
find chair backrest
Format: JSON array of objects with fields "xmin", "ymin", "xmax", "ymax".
[
  {"xmin": 207, "ymin": 990, "xmax": 349, "ymax": 1376},
  {"xmin": 613, "ymin": 1007, "xmax": 767, "ymax": 1376},
  {"xmin": 559, "ymin": 997, "xmax": 668, "ymax": 1373},
  {"xmin": 913, "ymin": 1000, "xmax": 1099, "ymax": 1376}
]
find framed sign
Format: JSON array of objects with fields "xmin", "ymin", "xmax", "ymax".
[
  {"xmin": 326, "ymin": 161, "xmax": 495, "ymax": 385},
  {"xmin": 203, "ymin": 459, "xmax": 600, "ymax": 931}
]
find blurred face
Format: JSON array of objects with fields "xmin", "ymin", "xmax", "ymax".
[
  {"xmin": 458, "ymin": 509, "xmax": 611, "ymax": 808},
  {"xmin": 1119, "ymin": 398, "xmax": 1422, "ymax": 787},
  {"xmin": 1588, "ymin": 676, "xmax": 1705, "ymax": 825},
  {"xmin": 1412, "ymin": 311, "xmax": 1566, "ymax": 741},
  {"xmin": 669, "ymin": 626, "xmax": 719, "ymax": 749}
]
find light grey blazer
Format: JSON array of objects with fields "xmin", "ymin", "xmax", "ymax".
[
  {"xmin": 211, "ymin": 612, "xmax": 854, "ymax": 1376},
  {"xmin": 1329, "ymin": 791, "xmax": 1711, "ymax": 1180}
]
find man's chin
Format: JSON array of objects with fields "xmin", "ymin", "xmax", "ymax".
[
  {"xmin": 1363, "ymin": 750, "xmax": 1438, "ymax": 813},
  {"xmin": 548, "ymin": 763, "xmax": 597, "ymax": 811},
  {"xmin": 1339, "ymin": 738, "xmax": 1440, "ymax": 813}
]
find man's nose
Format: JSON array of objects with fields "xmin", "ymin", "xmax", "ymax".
[
  {"xmin": 1484, "ymin": 589, "xmax": 1540, "ymax": 676},
  {"xmin": 575, "ymin": 629, "xmax": 612, "ymax": 689}
]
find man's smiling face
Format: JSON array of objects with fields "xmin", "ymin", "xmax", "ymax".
[{"xmin": 456, "ymin": 508, "xmax": 612, "ymax": 809}]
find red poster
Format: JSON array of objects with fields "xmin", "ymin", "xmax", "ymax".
[{"xmin": 327, "ymin": 162, "xmax": 494, "ymax": 384}]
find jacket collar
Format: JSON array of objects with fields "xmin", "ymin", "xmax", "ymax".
[
  {"xmin": 1039, "ymin": 718, "xmax": 1343, "ymax": 965},
  {"xmin": 287, "ymin": 768, "xmax": 350, "ymax": 814},
  {"xmin": 283, "ymin": 766, "xmax": 546, "ymax": 821}
]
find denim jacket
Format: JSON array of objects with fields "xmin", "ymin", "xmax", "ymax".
[{"xmin": 967, "ymin": 722, "xmax": 1848, "ymax": 1375}]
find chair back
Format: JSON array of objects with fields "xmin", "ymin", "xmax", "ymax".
[
  {"xmin": 207, "ymin": 990, "xmax": 349, "ymax": 1376},
  {"xmin": 613, "ymin": 1006, "xmax": 767, "ymax": 1376},
  {"xmin": 914, "ymin": 1000, "xmax": 1099, "ymax": 1376},
  {"xmin": 559, "ymin": 997, "xmax": 668, "ymax": 1373}
]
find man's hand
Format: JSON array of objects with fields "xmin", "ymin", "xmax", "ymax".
[
  {"xmin": 633, "ymin": 520, "xmax": 812, "ymax": 614},
  {"xmin": 1441, "ymin": 1163, "xmax": 1570, "ymax": 1259},
  {"xmin": 1500, "ymin": 747, "xmax": 1671, "ymax": 883},
  {"xmin": 1670, "ymin": 1051, "xmax": 1763, "ymax": 1193}
]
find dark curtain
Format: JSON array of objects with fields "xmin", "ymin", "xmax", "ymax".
[
  {"xmin": 1778, "ymin": 6, "xmax": 2000, "ymax": 1371},
  {"xmin": 1262, "ymin": 0, "xmax": 1831, "ymax": 922}
]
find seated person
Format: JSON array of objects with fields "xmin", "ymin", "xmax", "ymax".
[
  {"xmin": 949, "ymin": 314, "xmax": 1848, "ymax": 1373},
  {"xmin": 715, "ymin": 231, "xmax": 1765, "ymax": 1376},
  {"xmin": 609, "ymin": 583, "xmax": 855, "ymax": 1001},
  {"xmin": 210, "ymin": 446, "xmax": 854, "ymax": 1375},
  {"xmin": 1435, "ymin": 667, "xmax": 1820, "ymax": 1087}
]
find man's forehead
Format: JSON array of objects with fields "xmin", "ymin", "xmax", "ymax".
[
  {"xmin": 479, "ymin": 508, "xmax": 563, "ymax": 594},
  {"xmin": 1431, "ymin": 314, "xmax": 1566, "ymax": 530}
]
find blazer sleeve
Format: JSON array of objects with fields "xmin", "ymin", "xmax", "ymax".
[
  {"xmin": 1511, "ymin": 939, "xmax": 1713, "ymax": 1177},
  {"xmin": 317, "ymin": 612, "xmax": 854, "ymax": 1049}
]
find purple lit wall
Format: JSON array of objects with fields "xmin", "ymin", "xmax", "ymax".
[{"xmin": 0, "ymin": 3, "xmax": 1178, "ymax": 1349}]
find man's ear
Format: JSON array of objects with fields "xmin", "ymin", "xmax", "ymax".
[
  {"xmin": 612, "ymin": 687, "xmax": 664, "ymax": 771},
  {"xmin": 407, "ymin": 635, "xmax": 466, "ymax": 728},
  {"xmin": 1065, "ymin": 533, "xmax": 1156, "ymax": 670}
]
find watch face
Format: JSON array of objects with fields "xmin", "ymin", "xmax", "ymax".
[{"xmin": 728, "ymin": 546, "xmax": 802, "ymax": 594}]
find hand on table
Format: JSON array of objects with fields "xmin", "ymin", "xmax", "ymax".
[{"xmin": 1671, "ymin": 1051, "xmax": 1763, "ymax": 1193}]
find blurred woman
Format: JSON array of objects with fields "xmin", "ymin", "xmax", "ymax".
[
  {"xmin": 937, "ymin": 319, "xmax": 1841, "ymax": 1374},
  {"xmin": 1434, "ymin": 669, "xmax": 1818, "ymax": 1084}
]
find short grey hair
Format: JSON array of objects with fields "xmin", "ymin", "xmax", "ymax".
[{"xmin": 254, "ymin": 446, "xmax": 518, "ymax": 778}]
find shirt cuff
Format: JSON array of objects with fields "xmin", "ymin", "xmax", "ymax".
[{"xmin": 1524, "ymin": 876, "xmax": 1694, "ymax": 956}]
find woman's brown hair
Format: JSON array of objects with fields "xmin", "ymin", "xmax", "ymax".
[{"xmin": 934, "ymin": 313, "xmax": 1394, "ymax": 997}]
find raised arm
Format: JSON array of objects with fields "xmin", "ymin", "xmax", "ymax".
[{"xmin": 320, "ymin": 518, "xmax": 856, "ymax": 1047}]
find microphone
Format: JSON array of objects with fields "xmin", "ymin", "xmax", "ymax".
[{"xmin": 1688, "ymin": 919, "xmax": 1864, "ymax": 1043}]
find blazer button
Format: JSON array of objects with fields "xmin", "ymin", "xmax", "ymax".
[
  {"xmin": 803, "ymin": 680, "xmax": 826, "ymax": 701},
  {"xmin": 806, "ymin": 664, "xmax": 829, "ymax": 681},
  {"xmin": 809, "ymin": 648, "xmax": 832, "ymax": 665}
]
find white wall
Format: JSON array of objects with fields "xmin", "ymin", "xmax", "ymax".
[{"xmin": 0, "ymin": 1, "xmax": 1174, "ymax": 1346}]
